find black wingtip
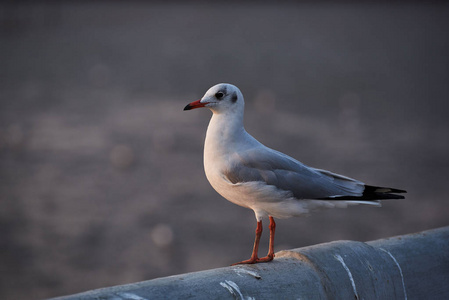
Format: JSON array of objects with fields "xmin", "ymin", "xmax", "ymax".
[
  {"xmin": 391, "ymin": 188, "xmax": 407, "ymax": 194},
  {"xmin": 317, "ymin": 185, "xmax": 406, "ymax": 201},
  {"xmin": 318, "ymin": 193, "xmax": 404, "ymax": 201},
  {"xmin": 364, "ymin": 185, "xmax": 407, "ymax": 194}
]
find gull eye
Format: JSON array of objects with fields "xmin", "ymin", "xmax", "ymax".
[{"xmin": 215, "ymin": 92, "xmax": 224, "ymax": 100}]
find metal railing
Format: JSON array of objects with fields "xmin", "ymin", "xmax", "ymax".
[{"xmin": 52, "ymin": 226, "xmax": 449, "ymax": 300}]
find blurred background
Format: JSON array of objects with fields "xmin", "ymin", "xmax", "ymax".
[{"xmin": 1, "ymin": 2, "xmax": 448, "ymax": 299}]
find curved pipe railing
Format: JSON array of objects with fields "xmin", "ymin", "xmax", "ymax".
[{"xmin": 52, "ymin": 226, "xmax": 449, "ymax": 300}]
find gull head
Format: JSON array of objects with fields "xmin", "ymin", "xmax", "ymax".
[{"xmin": 184, "ymin": 83, "xmax": 244, "ymax": 114}]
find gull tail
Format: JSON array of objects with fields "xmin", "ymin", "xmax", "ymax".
[{"xmin": 318, "ymin": 185, "xmax": 406, "ymax": 201}]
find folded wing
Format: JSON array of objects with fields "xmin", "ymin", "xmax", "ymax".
[{"xmin": 224, "ymin": 147, "xmax": 405, "ymax": 201}]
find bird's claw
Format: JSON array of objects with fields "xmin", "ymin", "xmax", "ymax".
[{"xmin": 231, "ymin": 254, "xmax": 274, "ymax": 266}]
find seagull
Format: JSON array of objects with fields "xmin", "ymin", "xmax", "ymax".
[{"xmin": 184, "ymin": 83, "xmax": 406, "ymax": 265}]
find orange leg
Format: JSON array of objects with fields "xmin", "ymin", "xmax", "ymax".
[
  {"xmin": 258, "ymin": 216, "xmax": 276, "ymax": 262},
  {"xmin": 231, "ymin": 220, "xmax": 263, "ymax": 265},
  {"xmin": 231, "ymin": 216, "xmax": 276, "ymax": 265}
]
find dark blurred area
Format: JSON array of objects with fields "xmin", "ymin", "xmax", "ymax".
[{"xmin": 1, "ymin": 2, "xmax": 448, "ymax": 299}]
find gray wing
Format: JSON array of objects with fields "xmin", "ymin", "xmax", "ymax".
[{"xmin": 223, "ymin": 147, "xmax": 365, "ymax": 199}]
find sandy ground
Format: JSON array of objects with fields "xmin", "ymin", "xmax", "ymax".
[{"xmin": 1, "ymin": 2, "xmax": 448, "ymax": 299}]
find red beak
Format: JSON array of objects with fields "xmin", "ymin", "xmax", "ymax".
[{"xmin": 184, "ymin": 99, "xmax": 206, "ymax": 111}]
